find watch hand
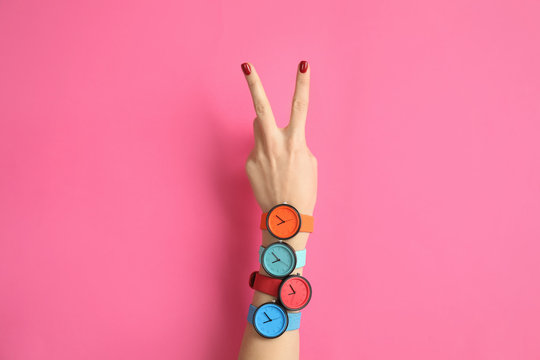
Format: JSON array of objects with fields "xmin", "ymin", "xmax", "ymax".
[
  {"xmin": 271, "ymin": 252, "xmax": 281, "ymax": 261},
  {"xmin": 289, "ymin": 284, "xmax": 296, "ymax": 295},
  {"xmin": 272, "ymin": 259, "xmax": 280, "ymax": 263},
  {"xmin": 276, "ymin": 215, "xmax": 285, "ymax": 222},
  {"xmin": 277, "ymin": 218, "xmax": 296, "ymax": 226},
  {"xmin": 264, "ymin": 312, "xmax": 271, "ymax": 321}
]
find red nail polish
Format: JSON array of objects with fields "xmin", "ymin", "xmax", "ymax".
[
  {"xmin": 299, "ymin": 60, "xmax": 308, "ymax": 73},
  {"xmin": 241, "ymin": 63, "xmax": 251, "ymax": 75}
]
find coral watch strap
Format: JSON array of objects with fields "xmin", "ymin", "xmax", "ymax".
[
  {"xmin": 259, "ymin": 246, "xmax": 307, "ymax": 268},
  {"xmin": 249, "ymin": 271, "xmax": 281, "ymax": 297},
  {"xmin": 247, "ymin": 304, "xmax": 301, "ymax": 331},
  {"xmin": 259, "ymin": 213, "xmax": 314, "ymax": 233}
]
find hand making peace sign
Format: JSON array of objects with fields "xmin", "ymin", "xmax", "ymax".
[{"xmin": 241, "ymin": 61, "xmax": 318, "ymax": 216}]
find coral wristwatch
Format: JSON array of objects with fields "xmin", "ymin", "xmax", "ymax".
[
  {"xmin": 259, "ymin": 243, "xmax": 306, "ymax": 278},
  {"xmin": 247, "ymin": 303, "xmax": 301, "ymax": 339},
  {"xmin": 260, "ymin": 203, "xmax": 314, "ymax": 240},
  {"xmin": 249, "ymin": 272, "xmax": 312, "ymax": 311}
]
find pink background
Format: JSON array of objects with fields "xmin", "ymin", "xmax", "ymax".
[{"xmin": 1, "ymin": 0, "xmax": 539, "ymax": 359}]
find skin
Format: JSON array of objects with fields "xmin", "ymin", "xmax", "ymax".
[{"xmin": 237, "ymin": 61, "xmax": 317, "ymax": 360}]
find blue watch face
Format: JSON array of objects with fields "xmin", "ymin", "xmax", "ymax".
[
  {"xmin": 253, "ymin": 303, "xmax": 288, "ymax": 338},
  {"xmin": 262, "ymin": 243, "xmax": 296, "ymax": 278}
]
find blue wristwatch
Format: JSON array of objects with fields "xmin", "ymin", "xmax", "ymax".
[
  {"xmin": 247, "ymin": 303, "xmax": 301, "ymax": 338},
  {"xmin": 259, "ymin": 242, "xmax": 306, "ymax": 278}
]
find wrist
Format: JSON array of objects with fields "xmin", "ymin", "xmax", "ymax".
[
  {"xmin": 253, "ymin": 202, "xmax": 311, "ymax": 308},
  {"xmin": 261, "ymin": 230, "xmax": 309, "ymax": 251}
]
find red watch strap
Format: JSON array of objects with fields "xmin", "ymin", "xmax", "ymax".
[
  {"xmin": 249, "ymin": 271, "xmax": 281, "ymax": 297},
  {"xmin": 259, "ymin": 213, "xmax": 314, "ymax": 232}
]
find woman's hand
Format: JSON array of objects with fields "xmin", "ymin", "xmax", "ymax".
[
  {"xmin": 238, "ymin": 60, "xmax": 315, "ymax": 360},
  {"xmin": 241, "ymin": 61, "xmax": 317, "ymax": 216}
]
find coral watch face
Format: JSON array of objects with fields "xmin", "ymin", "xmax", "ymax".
[
  {"xmin": 266, "ymin": 204, "xmax": 301, "ymax": 240},
  {"xmin": 261, "ymin": 242, "xmax": 297, "ymax": 278},
  {"xmin": 253, "ymin": 303, "xmax": 288, "ymax": 339},
  {"xmin": 279, "ymin": 275, "xmax": 312, "ymax": 311}
]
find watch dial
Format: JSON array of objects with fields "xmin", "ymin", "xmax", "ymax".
[
  {"xmin": 279, "ymin": 276, "xmax": 312, "ymax": 311},
  {"xmin": 267, "ymin": 204, "xmax": 301, "ymax": 240},
  {"xmin": 262, "ymin": 243, "xmax": 296, "ymax": 278},
  {"xmin": 253, "ymin": 303, "xmax": 288, "ymax": 338}
]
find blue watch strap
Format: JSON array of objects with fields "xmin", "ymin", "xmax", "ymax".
[
  {"xmin": 258, "ymin": 246, "xmax": 307, "ymax": 269},
  {"xmin": 247, "ymin": 304, "xmax": 256, "ymax": 325},
  {"xmin": 247, "ymin": 304, "xmax": 302, "ymax": 331},
  {"xmin": 286, "ymin": 310, "xmax": 301, "ymax": 331}
]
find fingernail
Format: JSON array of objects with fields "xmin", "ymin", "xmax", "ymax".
[
  {"xmin": 299, "ymin": 60, "xmax": 308, "ymax": 73},
  {"xmin": 241, "ymin": 63, "xmax": 251, "ymax": 75}
]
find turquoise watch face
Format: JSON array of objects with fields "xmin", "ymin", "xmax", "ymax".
[
  {"xmin": 253, "ymin": 303, "xmax": 288, "ymax": 339},
  {"xmin": 261, "ymin": 242, "xmax": 297, "ymax": 278}
]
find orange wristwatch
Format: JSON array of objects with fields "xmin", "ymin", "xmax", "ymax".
[{"xmin": 260, "ymin": 203, "xmax": 314, "ymax": 240}]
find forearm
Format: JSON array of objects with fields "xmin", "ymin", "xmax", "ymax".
[{"xmin": 238, "ymin": 231, "xmax": 309, "ymax": 360}]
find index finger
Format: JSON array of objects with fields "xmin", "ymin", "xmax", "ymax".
[
  {"xmin": 288, "ymin": 60, "xmax": 310, "ymax": 139},
  {"xmin": 241, "ymin": 62, "xmax": 278, "ymax": 135}
]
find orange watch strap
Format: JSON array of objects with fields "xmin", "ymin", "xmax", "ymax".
[
  {"xmin": 259, "ymin": 213, "xmax": 314, "ymax": 232},
  {"xmin": 299, "ymin": 214, "xmax": 314, "ymax": 233}
]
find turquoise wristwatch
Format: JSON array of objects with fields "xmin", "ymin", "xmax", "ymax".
[{"xmin": 259, "ymin": 242, "xmax": 306, "ymax": 278}]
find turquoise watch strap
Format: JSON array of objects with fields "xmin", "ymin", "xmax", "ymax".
[
  {"xmin": 259, "ymin": 246, "xmax": 306, "ymax": 269},
  {"xmin": 247, "ymin": 304, "xmax": 301, "ymax": 331}
]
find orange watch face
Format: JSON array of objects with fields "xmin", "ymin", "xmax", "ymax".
[{"xmin": 267, "ymin": 204, "xmax": 301, "ymax": 240}]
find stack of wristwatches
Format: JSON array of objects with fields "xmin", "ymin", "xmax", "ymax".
[{"xmin": 247, "ymin": 203, "xmax": 313, "ymax": 339}]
